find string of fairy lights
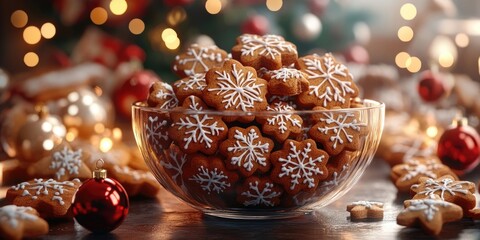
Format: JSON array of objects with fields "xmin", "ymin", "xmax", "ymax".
[{"xmin": 8, "ymin": 0, "xmax": 285, "ymax": 68}]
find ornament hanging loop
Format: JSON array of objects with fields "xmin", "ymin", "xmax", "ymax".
[{"xmin": 93, "ymin": 159, "xmax": 107, "ymax": 179}]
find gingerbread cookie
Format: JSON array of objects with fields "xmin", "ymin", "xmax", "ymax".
[
  {"xmin": 397, "ymin": 196, "xmax": 463, "ymax": 235},
  {"xmin": 231, "ymin": 34, "xmax": 298, "ymax": 70},
  {"xmin": 256, "ymin": 101, "xmax": 303, "ymax": 143},
  {"xmin": 27, "ymin": 142, "xmax": 92, "ymax": 181},
  {"xmin": 270, "ymin": 139, "xmax": 329, "ymax": 195},
  {"xmin": 0, "ymin": 205, "xmax": 49, "ymax": 240},
  {"xmin": 465, "ymin": 208, "xmax": 480, "ymax": 220},
  {"xmin": 317, "ymin": 151, "xmax": 352, "ymax": 194},
  {"xmin": 203, "ymin": 59, "xmax": 268, "ymax": 122},
  {"xmin": 219, "ymin": 126, "xmax": 274, "ymax": 177},
  {"xmin": 7, "ymin": 178, "xmax": 82, "ymax": 219},
  {"xmin": 237, "ymin": 176, "xmax": 283, "ymax": 208},
  {"xmin": 182, "ymin": 154, "xmax": 239, "ymax": 207},
  {"xmin": 411, "ymin": 175, "xmax": 476, "ymax": 212},
  {"xmin": 147, "ymin": 81, "xmax": 179, "ymax": 109},
  {"xmin": 263, "ymin": 67, "xmax": 309, "ymax": 96},
  {"xmin": 169, "ymin": 95, "xmax": 228, "ymax": 155},
  {"xmin": 172, "ymin": 73, "xmax": 207, "ymax": 103},
  {"xmin": 346, "ymin": 201, "xmax": 384, "ymax": 220},
  {"xmin": 309, "ymin": 108, "xmax": 367, "ymax": 155},
  {"xmin": 111, "ymin": 165, "xmax": 161, "ymax": 198},
  {"xmin": 391, "ymin": 156, "xmax": 458, "ymax": 193},
  {"xmin": 172, "ymin": 44, "xmax": 228, "ymax": 77},
  {"xmin": 296, "ymin": 53, "xmax": 359, "ymax": 108}
]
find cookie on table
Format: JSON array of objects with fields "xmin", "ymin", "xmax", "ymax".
[
  {"xmin": 110, "ymin": 165, "xmax": 160, "ymax": 198},
  {"xmin": 397, "ymin": 196, "xmax": 463, "ymax": 235},
  {"xmin": 172, "ymin": 73, "xmax": 207, "ymax": 103},
  {"xmin": 379, "ymin": 133, "xmax": 436, "ymax": 167},
  {"xmin": 270, "ymin": 139, "xmax": 329, "ymax": 195},
  {"xmin": 182, "ymin": 154, "xmax": 239, "ymax": 207},
  {"xmin": 391, "ymin": 156, "xmax": 458, "ymax": 193},
  {"xmin": 169, "ymin": 95, "xmax": 228, "ymax": 155},
  {"xmin": 295, "ymin": 53, "xmax": 359, "ymax": 108},
  {"xmin": 147, "ymin": 81, "xmax": 179, "ymax": 109},
  {"xmin": 256, "ymin": 101, "xmax": 303, "ymax": 143},
  {"xmin": 237, "ymin": 176, "xmax": 283, "ymax": 208},
  {"xmin": 231, "ymin": 34, "xmax": 298, "ymax": 70},
  {"xmin": 219, "ymin": 126, "xmax": 274, "ymax": 177},
  {"xmin": 346, "ymin": 201, "xmax": 384, "ymax": 221},
  {"xmin": 309, "ymin": 107, "xmax": 367, "ymax": 155},
  {"xmin": 27, "ymin": 142, "xmax": 92, "ymax": 181},
  {"xmin": 263, "ymin": 67, "xmax": 309, "ymax": 96},
  {"xmin": 172, "ymin": 44, "xmax": 228, "ymax": 77},
  {"xmin": 6, "ymin": 178, "xmax": 82, "ymax": 219},
  {"xmin": 203, "ymin": 59, "xmax": 268, "ymax": 122},
  {"xmin": 0, "ymin": 205, "xmax": 49, "ymax": 240},
  {"xmin": 411, "ymin": 175, "xmax": 476, "ymax": 213}
]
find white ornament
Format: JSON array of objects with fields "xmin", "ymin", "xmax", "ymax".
[
  {"xmin": 293, "ymin": 13, "xmax": 322, "ymax": 41},
  {"xmin": 189, "ymin": 166, "xmax": 230, "ymax": 194},
  {"xmin": 227, "ymin": 128, "xmax": 270, "ymax": 172},
  {"xmin": 50, "ymin": 146, "xmax": 82, "ymax": 180},
  {"xmin": 241, "ymin": 181, "xmax": 281, "ymax": 207}
]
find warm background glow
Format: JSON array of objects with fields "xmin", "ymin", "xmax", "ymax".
[
  {"xmin": 23, "ymin": 26, "xmax": 41, "ymax": 44},
  {"xmin": 398, "ymin": 26, "xmax": 413, "ymax": 42},
  {"xmin": 266, "ymin": 0, "xmax": 283, "ymax": 12},
  {"xmin": 110, "ymin": 0, "xmax": 128, "ymax": 15},
  {"xmin": 41, "ymin": 22, "xmax": 56, "ymax": 39},
  {"xmin": 129, "ymin": 18, "xmax": 145, "ymax": 35},
  {"xmin": 24, "ymin": 52, "xmax": 39, "ymax": 67},
  {"xmin": 90, "ymin": 7, "xmax": 108, "ymax": 25},
  {"xmin": 400, "ymin": 3, "xmax": 417, "ymax": 20},
  {"xmin": 205, "ymin": 0, "xmax": 222, "ymax": 15},
  {"xmin": 11, "ymin": 10, "xmax": 28, "ymax": 28}
]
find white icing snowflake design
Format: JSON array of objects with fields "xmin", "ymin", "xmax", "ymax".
[
  {"xmin": 227, "ymin": 128, "xmax": 271, "ymax": 172},
  {"xmin": 11, "ymin": 179, "xmax": 80, "ymax": 206},
  {"xmin": 174, "ymin": 73, "xmax": 206, "ymax": 91},
  {"xmin": 161, "ymin": 149, "xmax": 188, "ymax": 185},
  {"xmin": 271, "ymin": 68, "xmax": 303, "ymax": 82},
  {"xmin": 416, "ymin": 178, "xmax": 471, "ymax": 200},
  {"xmin": 175, "ymin": 97, "xmax": 225, "ymax": 149},
  {"xmin": 189, "ymin": 166, "xmax": 230, "ymax": 194},
  {"xmin": 154, "ymin": 82, "xmax": 179, "ymax": 109},
  {"xmin": 302, "ymin": 54, "xmax": 356, "ymax": 107},
  {"xmin": 316, "ymin": 112, "xmax": 365, "ymax": 150},
  {"xmin": 50, "ymin": 146, "xmax": 82, "ymax": 180},
  {"xmin": 0, "ymin": 205, "xmax": 38, "ymax": 229},
  {"xmin": 399, "ymin": 159, "xmax": 443, "ymax": 182},
  {"xmin": 241, "ymin": 181, "xmax": 281, "ymax": 207},
  {"xmin": 174, "ymin": 45, "xmax": 225, "ymax": 76},
  {"xmin": 278, "ymin": 141, "xmax": 325, "ymax": 190},
  {"xmin": 145, "ymin": 115, "xmax": 169, "ymax": 153},
  {"xmin": 318, "ymin": 164, "xmax": 350, "ymax": 194},
  {"xmin": 350, "ymin": 201, "xmax": 384, "ymax": 209},
  {"xmin": 208, "ymin": 62, "xmax": 265, "ymax": 111},
  {"xmin": 391, "ymin": 138, "xmax": 435, "ymax": 163},
  {"xmin": 239, "ymin": 34, "xmax": 297, "ymax": 58},
  {"xmin": 405, "ymin": 198, "xmax": 452, "ymax": 221},
  {"xmin": 266, "ymin": 102, "xmax": 301, "ymax": 134}
]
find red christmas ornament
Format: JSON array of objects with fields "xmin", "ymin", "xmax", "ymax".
[
  {"xmin": 114, "ymin": 70, "xmax": 158, "ymax": 119},
  {"xmin": 437, "ymin": 118, "xmax": 480, "ymax": 175},
  {"xmin": 309, "ymin": 0, "xmax": 330, "ymax": 16},
  {"xmin": 343, "ymin": 44, "xmax": 369, "ymax": 64},
  {"xmin": 72, "ymin": 160, "xmax": 129, "ymax": 233},
  {"xmin": 241, "ymin": 15, "xmax": 270, "ymax": 35},
  {"xmin": 120, "ymin": 44, "xmax": 146, "ymax": 63},
  {"xmin": 417, "ymin": 70, "xmax": 446, "ymax": 102}
]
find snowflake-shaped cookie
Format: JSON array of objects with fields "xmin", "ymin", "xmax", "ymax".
[
  {"xmin": 309, "ymin": 108, "xmax": 367, "ymax": 155},
  {"xmin": 182, "ymin": 155, "xmax": 239, "ymax": 207},
  {"xmin": 172, "ymin": 73, "xmax": 207, "ymax": 102},
  {"xmin": 296, "ymin": 53, "xmax": 359, "ymax": 108},
  {"xmin": 232, "ymin": 34, "xmax": 298, "ymax": 70},
  {"xmin": 0, "ymin": 205, "xmax": 48, "ymax": 240},
  {"xmin": 397, "ymin": 196, "xmax": 463, "ymax": 235},
  {"xmin": 411, "ymin": 175, "xmax": 476, "ymax": 211},
  {"xmin": 391, "ymin": 156, "xmax": 458, "ymax": 193},
  {"xmin": 258, "ymin": 101, "xmax": 303, "ymax": 142},
  {"xmin": 264, "ymin": 67, "xmax": 309, "ymax": 96},
  {"xmin": 220, "ymin": 126, "xmax": 274, "ymax": 177},
  {"xmin": 347, "ymin": 201, "xmax": 384, "ymax": 220},
  {"xmin": 145, "ymin": 114, "xmax": 171, "ymax": 154},
  {"xmin": 271, "ymin": 139, "xmax": 329, "ymax": 195},
  {"xmin": 6, "ymin": 178, "xmax": 82, "ymax": 219},
  {"xmin": 203, "ymin": 59, "xmax": 268, "ymax": 122},
  {"xmin": 237, "ymin": 176, "xmax": 283, "ymax": 208},
  {"xmin": 318, "ymin": 151, "xmax": 353, "ymax": 194},
  {"xmin": 169, "ymin": 96, "xmax": 228, "ymax": 155},
  {"xmin": 173, "ymin": 44, "xmax": 228, "ymax": 77},
  {"xmin": 147, "ymin": 81, "xmax": 179, "ymax": 109},
  {"xmin": 28, "ymin": 143, "xmax": 91, "ymax": 181}
]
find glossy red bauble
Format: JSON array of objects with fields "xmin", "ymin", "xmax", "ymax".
[
  {"xmin": 241, "ymin": 15, "xmax": 270, "ymax": 35},
  {"xmin": 417, "ymin": 70, "xmax": 446, "ymax": 102},
  {"xmin": 437, "ymin": 118, "xmax": 480, "ymax": 175},
  {"xmin": 72, "ymin": 177, "xmax": 129, "ymax": 233}
]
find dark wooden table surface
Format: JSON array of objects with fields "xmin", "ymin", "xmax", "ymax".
[{"xmin": 4, "ymin": 159, "xmax": 480, "ymax": 240}]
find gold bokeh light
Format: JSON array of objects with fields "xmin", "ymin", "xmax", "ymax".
[
  {"xmin": 90, "ymin": 7, "xmax": 108, "ymax": 25},
  {"xmin": 110, "ymin": 0, "xmax": 128, "ymax": 15},
  {"xmin": 129, "ymin": 18, "xmax": 145, "ymax": 35},
  {"xmin": 395, "ymin": 52, "xmax": 410, "ymax": 68},
  {"xmin": 398, "ymin": 26, "xmax": 414, "ymax": 42},
  {"xmin": 205, "ymin": 0, "xmax": 222, "ymax": 15},
  {"xmin": 41, "ymin": 22, "xmax": 56, "ymax": 39},
  {"xmin": 266, "ymin": 0, "xmax": 283, "ymax": 12},
  {"xmin": 455, "ymin": 33, "xmax": 469, "ymax": 48},
  {"xmin": 23, "ymin": 26, "xmax": 41, "ymax": 45},
  {"xmin": 24, "ymin": 52, "xmax": 39, "ymax": 67},
  {"xmin": 406, "ymin": 56, "xmax": 422, "ymax": 73},
  {"xmin": 400, "ymin": 3, "xmax": 417, "ymax": 20},
  {"xmin": 11, "ymin": 10, "xmax": 28, "ymax": 28}
]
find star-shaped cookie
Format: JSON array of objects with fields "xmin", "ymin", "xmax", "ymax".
[
  {"xmin": 0, "ymin": 205, "xmax": 49, "ymax": 240},
  {"xmin": 346, "ymin": 201, "xmax": 384, "ymax": 220}
]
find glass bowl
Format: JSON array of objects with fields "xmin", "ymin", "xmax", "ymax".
[{"xmin": 132, "ymin": 99, "xmax": 385, "ymax": 220}]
